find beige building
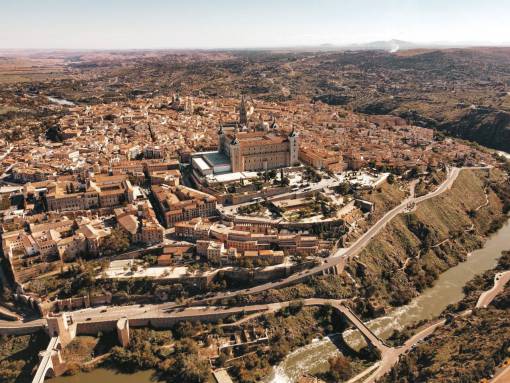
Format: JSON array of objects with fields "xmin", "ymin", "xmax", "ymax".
[
  {"xmin": 152, "ymin": 184, "xmax": 217, "ymax": 227},
  {"xmin": 115, "ymin": 201, "xmax": 164, "ymax": 246},
  {"xmin": 192, "ymin": 97, "xmax": 299, "ymax": 177},
  {"xmin": 45, "ymin": 175, "xmax": 134, "ymax": 212},
  {"xmin": 218, "ymin": 125, "xmax": 299, "ymax": 173},
  {"xmin": 175, "ymin": 219, "xmax": 319, "ymax": 257}
]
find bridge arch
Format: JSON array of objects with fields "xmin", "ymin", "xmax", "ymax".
[{"xmin": 43, "ymin": 366, "xmax": 55, "ymax": 379}]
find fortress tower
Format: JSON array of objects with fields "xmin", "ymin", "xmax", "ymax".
[
  {"xmin": 288, "ymin": 126, "xmax": 299, "ymax": 166},
  {"xmin": 47, "ymin": 313, "xmax": 75, "ymax": 347},
  {"xmin": 229, "ymin": 132, "xmax": 242, "ymax": 172},
  {"xmin": 116, "ymin": 317, "xmax": 130, "ymax": 347}
]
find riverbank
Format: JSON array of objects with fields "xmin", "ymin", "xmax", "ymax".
[
  {"xmin": 270, "ymin": 216, "xmax": 510, "ymax": 382},
  {"xmin": 379, "ymin": 250, "xmax": 510, "ymax": 382},
  {"xmin": 49, "ymin": 368, "xmax": 160, "ymax": 383}
]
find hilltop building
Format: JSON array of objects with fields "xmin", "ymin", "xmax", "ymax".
[{"xmin": 192, "ymin": 97, "xmax": 299, "ymax": 178}]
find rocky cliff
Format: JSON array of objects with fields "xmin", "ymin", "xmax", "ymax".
[
  {"xmin": 347, "ymin": 169, "xmax": 509, "ymax": 309},
  {"xmin": 440, "ymin": 109, "xmax": 510, "ymax": 153}
]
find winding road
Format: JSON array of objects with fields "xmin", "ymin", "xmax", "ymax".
[
  {"xmin": 1, "ymin": 165, "xmax": 500, "ymax": 383},
  {"xmin": 0, "ymin": 166, "xmax": 489, "ymax": 332},
  {"xmin": 194, "ymin": 166, "xmax": 477, "ymax": 304},
  {"xmin": 476, "ymin": 271, "xmax": 510, "ymax": 308}
]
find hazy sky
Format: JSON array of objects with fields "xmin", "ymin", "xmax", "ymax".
[{"xmin": 2, "ymin": 0, "xmax": 509, "ymax": 49}]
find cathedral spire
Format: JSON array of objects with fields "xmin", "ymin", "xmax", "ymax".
[{"xmin": 239, "ymin": 95, "xmax": 247, "ymax": 125}]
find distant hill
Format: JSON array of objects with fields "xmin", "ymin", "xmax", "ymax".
[
  {"xmin": 307, "ymin": 40, "xmax": 509, "ymax": 53},
  {"xmin": 343, "ymin": 39, "xmax": 417, "ymax": 52}
]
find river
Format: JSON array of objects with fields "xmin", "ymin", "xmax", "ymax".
[
  {"xmin": 49, "ymin": 219, "xmax": 510, "ymax": 383},
  {"xmin": 269, "ymin": 218, "xmax": 510, "ymax": 382},
  {"xmin": 49, "ymin": 368, "xmax": 161, "ymax": 383}
]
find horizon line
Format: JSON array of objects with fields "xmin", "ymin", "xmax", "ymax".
[{"xmin": 2, "ymin": 40, "xmax": 510, "ymax": 52}]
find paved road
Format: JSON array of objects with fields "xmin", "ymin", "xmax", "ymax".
[
  {"xmin": 362, "ymin": 319, "xmax": 446, "ymax": 383},
  {"xmin": 476, "ymin": 270, "xmax": 510, "ymax": 308},
  {"xmin": 5, "ymin": 268, "xmax": 507, "ymax": 383},
  {"xmin": 195, "ymin": 166, "xmax": 469, "ymax": 305},
  {"xmin": 491, "ymin": 363, "xmax": 510, "ymax": 383},
  {"xmin": 0, "ymin": 166, "xmax": 489, "ymax": 333}
]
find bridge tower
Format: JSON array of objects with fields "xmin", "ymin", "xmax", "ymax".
[
  {"xmin": 47, "ymin": 313, "xmax": 75, "ymax": 347},
  {"xmin": 116, "ymin": 317, "xmax": 130, "ymax": 347}
]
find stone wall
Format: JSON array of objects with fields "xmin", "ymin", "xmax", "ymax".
[{"xmin": 0, "ymin": 324, "xmax": 44, "ymax": 335}]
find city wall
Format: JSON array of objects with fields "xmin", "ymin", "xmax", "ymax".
[
  {"xmin": 74, "ymin": 309, "xmax": 264, "ymax": 335},
  {"xmin": 0, "ymin": 324, "xmax": 44, "ymax": 335}
]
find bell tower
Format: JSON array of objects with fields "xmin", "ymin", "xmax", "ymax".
[
  {"xmin": 229, "ymin": 134, "xmax": 242, "ymax": 172},
  {"xmin": 217, "ymin": 124, "xmax": 225, "ymax": 154},
  {"xmin": 288, "ymin": 126, "xmax": 299, "ymax": 166},
  {"xmin": 239, "ymin": 95, "xmax": 247, "ymax": 125}
]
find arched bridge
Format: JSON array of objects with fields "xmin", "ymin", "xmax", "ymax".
[
  {"xmin": 301, "ymin": 299, "xmax": 390, "ymax": 355},
  {"xmin": 32, "ymin": 336, "xmax": 61, "ymax": 383}
]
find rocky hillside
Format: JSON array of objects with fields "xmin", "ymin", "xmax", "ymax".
[
  {"xmin": 233, "ymin": 168, "xmax": 510, "ymax": 314},
  {"xmin": 381, "ymin": 301, "xmax": 510, "ymax": 383},
  {"xmin": 380, "ymin": 252, "xmax": 510, "ymax": 383},
  {"xmin": 346, "ymin": 168, "xmax": 509, "ymax": 310},
  {"xmin": 395, "ymin": 107, "xmax": 510, "ymax": 153},
  {"xmin": 440, "ymin": 109, "xmax": 510, "ymax": 153}
]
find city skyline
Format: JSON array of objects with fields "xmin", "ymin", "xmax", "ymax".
[{"xmin": 2, "ymin": 0, "xmax": 510, "ymax": 49}]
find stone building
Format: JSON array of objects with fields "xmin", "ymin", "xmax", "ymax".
[
  {"xmin": 192, "ymin": 97, "xmax": 299, "ymax": 177},
  {"xmin": 152, "ymin": 184, "xmax": 217, "ymax": 227},
  {"xmin": 216, "ymin": 98, "xmax": 299, "ymax": 173},
  {"xmin": 45, "ymin": 175, "xmax": 134, "ymax": 212}
]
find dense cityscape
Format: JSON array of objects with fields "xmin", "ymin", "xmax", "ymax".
[{"xmin": 1, "ymin": 2, "xmax": 510, "ymax": 383}]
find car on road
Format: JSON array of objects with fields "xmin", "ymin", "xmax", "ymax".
[{"xmin": 100, "ymin": 309, "xmax": 107, "ymax": 313}]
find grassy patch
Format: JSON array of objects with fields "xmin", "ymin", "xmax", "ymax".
[{"xmin": 0, "ymin": 331, "xmax": 49, "ymax": 383}]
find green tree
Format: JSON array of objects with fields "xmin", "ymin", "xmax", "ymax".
[
  {"xmin": 327, "ymin": 355, "xmax": 352, "ymax": 381},
  {"xmin": 100, "ymin": 228, "xmax": 130, "ymax": 256}
]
